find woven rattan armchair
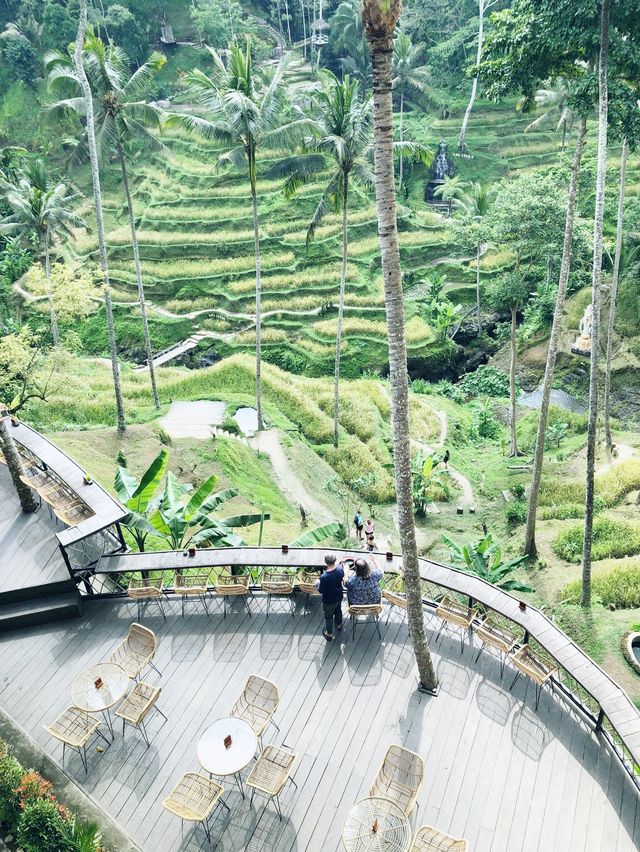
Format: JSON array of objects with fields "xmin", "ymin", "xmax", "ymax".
[
  {"xmin": 369, "ymin": 745, "xmax": 424, "ymax": 816},
  {"xmin": 435, "ymin": 595, "xmax": 478, "ymax": 653},
  {"xmin": 162, "ymin": 772, "xmax": 229, "ymax": 842},
  {"xmin": 115, "ymin": 681, "xmax": 167, "ymax": 746},
  {"xmin": 127, "ymin": 576, "xmax": 166, "ymax": 621},
  {"xmin": 382, "ymin": 574, "xmax": 407, "ymax": 625},
  {"xmin": 174, "ymin": 571, "xmax": 211, "ymax": 617},
  {"xmin": 214, "ymin": 570, "xmax": 251, "ymax": 617},
  {"xmin": 296, "ymin": 571, "xmax": 321, "ymax": 610},
  {"xmin": 43, "ymin": 707, "xmax": 110, "ymax": 773},
  {"xmin": 410, "ymin": 825, "xmax": 468, "ymax": 851},
  {"xmin": 54, "ymin": 500, "xmax": 93, "ymax": 527},
  {"xmin": 473, "ymin": 614, "xmax": 520, "ymax": 676},
  {"xmin": 230, "ymin": 675, "xmax": 280, "ymax": 747},
  {"xmin": 262, "ymin": 571, "xmax": 295, "ymax": 617},
  {"xmin": 109, "ymin": 623, "xmax": 161, "ymax": 680},
  {"xmin": 509, "ymin": 644, "xmax": 557, "ymax": 710},
  {"xmin": 246, "ymin": 745, "xmax": 298, "ymax": 820},
  {"xmin": 348, "ymin": 603, "xmax": 383, "ymax": 640}
]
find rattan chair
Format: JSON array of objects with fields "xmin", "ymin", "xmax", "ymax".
[
  {"xmin": 162, "ymin": 772, "xmax": 229, "ymax": 842},
  {"xmin": 127, "ymin": 576, "xmax": 166, "ymax": 621},
  {"xmin": 410, "ymin": 825, "xmax": 468, "ymax": 851},
  {"xmin": 348, "ymin": 603, "xmax": 382, "ymax": 640},
  {"xmin": 43, "ymin": 707, "xmax": 110, "ymax": 773},
  {"xmin": 508, "ymin": 644, "xmax": 557, "ymax": 710},
  {"xmin": 296, "ymin": 571, "xmax": 322, "ymax": 610},
  {"xmin": 262, "ymin": 571, "xmax": 295, "ymax": 616},
  {"xmin": 174, "ymin": 571, "xmax": 211, "ymax": 617},
  {"xmin": 369, "ymin": 745, "xmax": 424, "ymax": 816},
  {"xmin": 109, "ymin": 623, "xmax": 161, "ymax": 680},
  {"xmin": 382, "ymin": 575, "xmax": 407, "ymax": 625},
  {"xmin": 214, "ymin": 570, "xmax": 251, "ymax": 618},
  {"xmin": 115, "ymin": 681, "xmax": 167, "ymax": 746},
  {"xmin": 246, "ymin": 745, "xmax": 298, "ymax": 820},
  {"xmin": 435, "ymin": 595, "xmax": 478, "ymax": 653},
  {"xmin": 230, "ymin": 675, "xmax": 280, "ymax": 748},
  {"xmin": 473, "ymin": 614, "xmax": 520, "ymax": 676}
]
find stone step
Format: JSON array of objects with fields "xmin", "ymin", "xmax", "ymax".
[{"xmin": 0, "ymin": 591, "xmax": 82, "ymax": 633}]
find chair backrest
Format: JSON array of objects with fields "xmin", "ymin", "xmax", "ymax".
[
  {"xmin": 263, "ymin": 572, "xmax": 294, "ymax": 591},
  {"xmin": 349, "ymin": 604, "xmax": 383, "ymax": 616},
  {"xmin": 245, "ymin": 675, "xmax": 279, "ymax": 714},
  {"xmin": 128, "ymin": 576, "xmax": 163, "ymax": 599},
  {"xmin": 381, "ymin": 745, "xmax": 424, "ymax": 792},
  {"xmin": 215, "ymin": 571, "xmax": 249, "ymax": 590},
  {"xmin": 174, "ymin": 571, "xmax": 208, "ymax": 590},
  {"xmin": 298, "ymin": 572, "xmax": 321, "ymax": 593},
  {"xmin": 128, "ymin": 623, "xmax": 156, "ymax": 657}
]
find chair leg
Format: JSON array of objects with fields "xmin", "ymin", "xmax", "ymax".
[
  {"xmin": 140, "ymin": 720, "xmax": 150, "ymax": 747},
  {"xmin": 149, "ymin": 660, "xmax": 162, "ymax": 677},
  {"xmin": 386, "ymin": 605, "xmax": 392, "ymax": 626},
  {"xmin": 509, "ymin": 670, "xmax": 521, "ymax": 692},
  {"xmin": 155, "ymin": 704, "xmax": 168, "ymax": 723},
  {"xmin": 158, "ymin": 597, "xmax": 166, "ymax": 621},
  {"xmin": 181, "ymin": 594, "xmax": 185, "ymax": 618},
  {"xmin": 267, "ymin": 594, "xmax": 271, "ymax": 617},
  {"xmin": 474, "ymin": 641, "xmax": 485, "ymax": 664},
  {"xmin": 223, "ymin": 596, "xmax": 227, "ymax": 618},
  {"xmin": 375, "ymin": 616, "xmax": 381, "ymax": 640},
  {"xmin": 246, "ymin": 595, "xmax": 252, "ymax": 617},
  {"xmin": 535, "ymin": 682, "xmax": 542, "ymax": 711},
  {"xmin": 275, "ymin": 794, "xmax": 283, "ymax": 821},
  {"xmin": 250, "ymin": 788, "xmax": 255, "ymax": 806},
  {"xmin": 80, "ymin": 745, "xmax": 88, "ymax": 773},
  {"xmin": 352, "ymin": 616, "xmax": 356, "ymax": 641},
  {"xmin": 62, "ymin": 742, "xmax": 66, "ymax": 766},
  {"xmin": 122, "ymin": 717, "xmax": 126, "ymax": 737}
]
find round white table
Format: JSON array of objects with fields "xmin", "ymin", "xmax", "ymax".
[
  {"xmin": 71, "ymin": 662, "xmax": 129, "ymax": 737},
  {"xmin": 197, "ymin": 717, "xmax": 257, "ymax": 799},
  {"xmin": 342, "ymin": 797, "xmax": 412, "ymax": 852}
]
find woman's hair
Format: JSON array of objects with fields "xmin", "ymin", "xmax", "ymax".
[{"xmin": 354, "ymin": 559, "xmax": 370, "ymax": 578}]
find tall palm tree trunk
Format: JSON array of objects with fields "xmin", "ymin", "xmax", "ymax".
[
  {"xmin": 116, "ymin": 141, "xmax": 160, "ymax": 410},
  {"xmin": 398, "ymin": 90, "xmax": 404, "ymax": 189},
  {"xmin": 604, "ymin": 136, "xmax": 628, "ymax": 454},
  {"xmin": 283, "ymin": 0, "xmax": 292, "ymax": 43},
  {"xmin": 0, "ymin": 416, "xmax": 38, "ymax": 513},
  {"xmin": 458, "ymin": 0, "xmax": 485, "ymax": 152},
  {"xmin": 333, "ymin": 176, "xmax": 349, "ymax": 448},
  {"xmin": 475, "ymin": 242, "xmax": 481, "ymax": 332},
  {"xmin": 582, "ymin": 0, "xmax": 610, "ymax": 609},
  {"xmin": 508, "ymin": 304, "xmax": 519, "ymax": 456},
  {"xmin": 524, "ymin": 118, "xmax": 587, "ymax": 557},
  {"xmin": 251, "ymin": 183, "xmax": 264, "ymax": 431},
  {"xmin": 363, "ymin": 0, "xmax": 438, "ymax": 693},
  {"xmin": 300, "ymin": 0, "xmax": 307, "ymax": 58},
  {"xmin": 75, "ymin": 0, "xmax": 126, "ymax": 435},
  {"xmin": 44, "ymin": 228, "xmax": 60, "ymax": 347}
]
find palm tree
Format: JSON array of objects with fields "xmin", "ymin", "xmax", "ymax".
[
  {"xmin": 582, "ymin": 0, "xmax": 611, "ymax": 609},
  {"xmin": 604, "ymin": 137, "xmax": 628, "ymax": 454},
  {"xmin": 46, "ymin": 37, "xmax": 164, "ymax": 410},
  {"xmin": 392, "ymin": 31, "xmax": 429, "ymax": 189},
  {"xmin": 272, "ymin": 73, "xmax": 373, "ymax": 447},
  {"xmin": 73, "ymin": 0, "xmax": 125, "ymax": 435},
  {"xmin": 523, "ymin": 78, "xmax": 575, "ymax": 149},
  {"xmin": 170, "ymin": 39, "xmax": 312, "ymax": 431},
  {"xmin": 458, "ymin": 0, "xmax": 498, "ymax": 152},
  {"xmin": 0, "ymin": 161, "xmax": 84, "ymax": 346},
  {"xmin": 329, "ymin": 0, "xmax": 371, "ymax": 84},
  {"xmin": 434, "ymin": 176, "xmax": 490, "ymax": 331},
  {"xmin": 0, "ymin": 415, "xmax": 38, "ymax": 513},
  {"xmin": 524, "ymin": 118, "xmax": 588, "ymax": 558},
  {"xmin": 362, "ymin": 0, "xmax": 438, "ymax": 693}
]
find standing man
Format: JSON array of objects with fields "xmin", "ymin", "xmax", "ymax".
[
  {"xmin": 354, "ymin": 508, "xmax": 364, "ymax": 541},
  {"xmin": 317, "ymin": 553, "xmax": 344, "ymax": 641}
]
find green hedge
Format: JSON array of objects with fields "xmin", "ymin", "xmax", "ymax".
[
  {"xmin": 553, "ymin": 516, "xmax": 640, "ymax": 563},
  {"xmin": 560, "ymin": 560, "xmax": 640, "ymax": 608}
]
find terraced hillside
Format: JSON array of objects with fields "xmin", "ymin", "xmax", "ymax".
[{"xmin": 55, "ymin": 64, "xmax": 635, "ymax": 372}]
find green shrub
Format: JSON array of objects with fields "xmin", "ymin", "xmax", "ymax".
[
  {"xmin": 0, "ymin": 751, "xmax": 23, "ymax": 828},
  {"xmin": 506, "ymin": 500, "xmax": 527, "ymax": 525},
  {"xmin": 560, "ymin": 560, "xmax": 640, "ymax": 608},
  {"xmin": 17, "ymin": 799, "xmax": 73, "ymax": 852},
  {"xmin": 540, "ymin": 458, "xmax": 640, "ymax": 509},
  {"xmin": 553, "ymin": 516, "xmax": 640, "ymax": 563},
  {"xmin": 540, "ymin": 495, "xmax": 606, "ymax": 520},
  {"xmin": 221, "ymin": 415, "xmax": 242, "ymax": 436},
  {"xmin": 460, "ymin": 365, "xmax": 510, "ymax": 398}
]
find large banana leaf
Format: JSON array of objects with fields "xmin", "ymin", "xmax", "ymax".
[
  {"xmin": 198, "ymin": 488, "xmax": 238, "ymax": 514},
  {"xmin": 129, "ymin": 449, "xmax": 169, "ymax": 512},
  {"xmin": 189, "ymin": 525, "xmax": 245, "ymax": 547},
  {"xmin": 114, "ymin": 466, "xmax": 138, "ymax": 502},
  {"xmin": 290, "ymin": 521, "xmax": 344, "ymax": 547},
  {"xmin": 185, "ymin": 474, "xmax": 218, "ymax": 518},
  {"xmin": 220, "ymin": 512, "xmax": 270, "ymax": 528}
]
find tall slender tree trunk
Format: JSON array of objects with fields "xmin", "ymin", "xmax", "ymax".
[
  {"xmin": 251, "ymin": 184, "xmax": 264, "ymax": 431},
  {"xmin": 44, "ymin": 228, "xmax": 60, "ymax": 347},
  {"xmin": 604, "ymin": 136, "xmax": 628, "ymax": 455},
  {"xmin": 75, "ymin": 0, "xmax": 126, "ymax": 435},
  {"xmin": 0, "ymin": 416, "xmax": 38, "ymax": 513},
  {"xmin": 398, "ymin": 89, "xmax": 404, "ymax": 189},
  {"xmin": 582, "ymin": 0, "xmax": 610, "ymax": 609},
  {"xmin": 524, "ymin": 118, "xmax": 587, "ymax": 557},
  {"xmin": 333, "ymin": 175, "xmax": 349, "ymax": 448},
  {"xmin": 458, "ymin": 0, "xmax": 485, "ymax": 151},
  {"xmin": 283, "ymin": 0, "xmax": 292, "ymax": 43},
  {"xmin": 475, "ymin": 242, "xmax": 481, "ymax": 332},
  {"xmin": 363, "ymin": 0, "xmax": 438, "ymax": 693},
  {"xmin": 300, "ymin": 0, "xmax": 307, "ymax": 58},
  {"xmin": 508, "ymin": 304, "xmax": 520, "ymax": 457},
  {"xmin": 117, "ymin": 141, "xmax": 160, "ymax": 410}
]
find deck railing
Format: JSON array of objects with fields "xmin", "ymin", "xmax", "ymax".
[{"xmin": 93, "ymin": 545, "xmax": 640, "ymax": 792}]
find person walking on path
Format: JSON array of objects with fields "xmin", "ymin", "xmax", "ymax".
[
  {"xmin": 316, "ymin": 553, "xmax": 344, "ymax": 641},
  {"xmin": 354, "ymin": 509, "xmax": 364, "ymax": 540},
  {"xmin": 364, "ymin": 518, "xmax": 375, "ymax": 547}
]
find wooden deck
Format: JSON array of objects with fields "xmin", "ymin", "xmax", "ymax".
[{"xmin": 0, "ymin": 596, "xmax": 639, "ymax": 851}]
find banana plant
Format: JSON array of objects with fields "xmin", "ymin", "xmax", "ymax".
[
  {"xmin": 411, "ymin": 452, "xmax": 450, "ymax": 516},
  {"xmin": 290, "ymin": 521, "xmax": 345, "ymax": 547},
  {"xmin": 114, "ymin": 448, "xmax": 169, "ymax": 551},
  {"xmin": 148, "ymin": 471, "xmax": 268, "ymax": 549},
  {"xmin": 442, "ymin": 532, "xmax": 533, "ymax": 592}
]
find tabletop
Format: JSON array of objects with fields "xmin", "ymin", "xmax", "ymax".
[
  {"xmin": 342, "ymin": 797, "xmax": 412, "ymax": 852},
  {"xmin": 71, "ymin": 663, "xmax": 129, "ymax": 712},
  {"xmin": 197, "ymin": 717, "xmax": 257, "ymax": 776}
]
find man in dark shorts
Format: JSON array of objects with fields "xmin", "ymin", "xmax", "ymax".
[{"xmin": 316, "ymin": 553, "xmax": 344, "ymax": 641}]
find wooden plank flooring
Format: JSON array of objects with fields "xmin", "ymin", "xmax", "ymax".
[{"xmin": 0, "ymin": 595, "xmax": 638, "ymax": 852}]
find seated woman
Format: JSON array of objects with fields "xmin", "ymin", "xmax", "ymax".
[{"xmin": 346, "ymin": 558, "xmax": 383, "ymax": 606}]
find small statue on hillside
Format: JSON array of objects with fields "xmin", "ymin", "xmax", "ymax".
[{"xmin": 572, "ymin": 303, "xmax": 593, "ymax": 355}]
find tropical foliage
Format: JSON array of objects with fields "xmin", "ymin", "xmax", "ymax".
[{"xmin": 443, "ymin": 532, "xmax": 533, "ymax": 592}]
